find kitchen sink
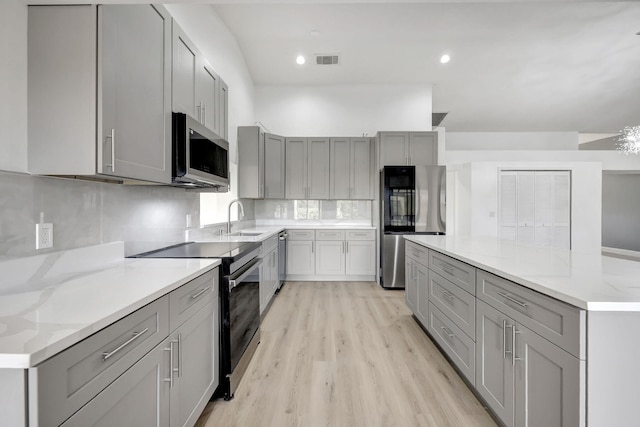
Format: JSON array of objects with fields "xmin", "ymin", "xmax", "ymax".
[{"xmin": 227, "ymin": 231, "xmax": 262, "ymax": 237}]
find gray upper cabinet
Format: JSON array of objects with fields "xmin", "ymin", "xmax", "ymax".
[
  {"xmin": 238, "ymin": 126, "xmax": 285, "ymax": 199},
  {"xmin": 28, "ymin": 5, "xmax": 172, "ymax": 184},
  {"xmin": 378, "ymin": 131, "xmax": 438, "ymax": 168},
  {"xmin": 286, "ymin": 137, "xmax": 330, "ymax": 199},
  {"xmin": 330, "ymin": 137, "xmax": 373, "ymax": 200},
  {"xmin": 171, "ymin": 20, "xmax": 226, "ymax": 139}
]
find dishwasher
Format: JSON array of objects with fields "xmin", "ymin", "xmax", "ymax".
[{"xmin": 276, "ymin": 231, "xmax": 287, "ymax": 292}]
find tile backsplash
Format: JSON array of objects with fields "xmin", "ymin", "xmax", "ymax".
[{"xmin": 0, "ymin": 171, "xmax": 199, "ymax": 260}]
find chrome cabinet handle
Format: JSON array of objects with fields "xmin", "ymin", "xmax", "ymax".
[
  {"xmin": 164, "ymin": 341, "xmax": 174, "ymax": 387},
  {"xmin": 177, "ymin": 333, "xmax": 182, "ymax": 378},
  {"xmin": 196, "ymin": 103, "xmax": 202, "ymax": 122},
  {"xmin": 497, "ymin": 291, "xmax": 528, "ymax": 308},
  {"xmin": 440, "ymin": 326, "xmax": 454, "ymax": 340},
  {"xmin": 190, "ymin": 286, "xmax": 210, "ymax": 300},
  {"xmin": 502, "ymin": 320, "xmax": 513, "ymax": 360},
  {"xmin": 441, "ymin": 289, "xmax": 455, "ymax": 301},
  {"xmin": 512, "ymin": 326, "xmax": 522, "ymax": 366},
  {"xmin": 312, "ymin": 241, "xmax": 315, "ymax": 253},
  {"xmin": 102, "ymin": 327, "xmax": 149, "ymax": 361},
  {"xmin": 105, "ymin": 128, "xmax": 115, "ymax": 172},
  {"xmin": 441, "ymin": 264, "xmax": 455, "ymax": 275},
  {"xmin": 342, "ymin": 241, "xmax": 344, "ymax": 253}
]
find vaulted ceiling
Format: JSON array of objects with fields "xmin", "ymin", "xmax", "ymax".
[{"xmin": 212, "ymin": 1, "xmax": 640, "ymax": 133}]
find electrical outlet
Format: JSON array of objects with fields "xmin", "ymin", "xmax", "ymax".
[{"xmin": 36, "ymin": 223, "xmax": 53, "ymax": 249}]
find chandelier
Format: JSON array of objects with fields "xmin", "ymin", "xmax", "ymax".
[{"xmin": 617, "ymin": 126, "xmax": 640, "ymax": 154}]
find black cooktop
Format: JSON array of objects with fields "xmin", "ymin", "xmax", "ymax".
[{"xmin": 130, "ymin": 241, "xmax": 260, "ymax": 260}]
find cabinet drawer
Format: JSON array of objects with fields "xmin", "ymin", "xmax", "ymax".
[
  {"xmin": 316, "ymin": 229, "xmax": 346, "ymax": 241},
  {"xmin": 406, "ymin": 241, "xmax": 429, "ymax": 266},
  {"xmin": 430, "ymin": 272, "xmax": 476, "ymax": 340},
  {"xmin": 477, "ymin": 270, "xmax": 584, "ymax": 358},
  {"xmin": 429, "ymin": 251, "xmax": 476, "ymax": 295},
  {"xmin": 346, "ymin": 229, "xmax": 375, "ymax": 241},
  {"xmin": 170, "ymin": 268, "xmax": 218, "ymax": 331},
  {"xmin": 30, "ymin": 296, "xmax": 170, "ymax": 427},
  {"xmin": 287, "ymin": 229, "xmax": 315, "ymax": 240},
  {"xmin": 429, "ymin": 303, "xmax": 475, "ymax": 386}
]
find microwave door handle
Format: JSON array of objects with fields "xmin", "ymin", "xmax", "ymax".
[{"xmin": 228, "ymin": 258, "xmax": 262, "ymax": 291}]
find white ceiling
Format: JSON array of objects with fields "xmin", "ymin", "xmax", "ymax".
[{"xmin": 212, "ymin": 1, "xmax": 640, "ymax": 133}]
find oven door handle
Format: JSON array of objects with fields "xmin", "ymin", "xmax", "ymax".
[{"xmin": 228, "ymin": 257, "xmax": 262, "ymax": 291}]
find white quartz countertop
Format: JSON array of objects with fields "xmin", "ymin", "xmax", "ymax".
[
  {"xmin": 0, "ymin": 242, "xmax": 220, "ymax": 369},
  {"xmin": 405, "ymin": 235, "xmax": 640, "ymax": 312},
  {"xmin": 198, "ymin": 224, "xmax": 376, "ymax": 243}
]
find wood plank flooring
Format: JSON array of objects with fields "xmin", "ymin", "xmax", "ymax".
[{"xmin": 196, "ymin": 281, "xmax": 497, "ymax": 427}]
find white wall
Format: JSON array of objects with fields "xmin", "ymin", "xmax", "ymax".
[
  {"xmin": 0, "ymin": 0, "xmax": 28, "ymax": 173},
  {"xmin": 447, "ymin": 152, "xmax": 603, "ymax": 253},
  {"xmin": 166, "ymin": 4, "xmax": 257, "ymax": 224},
  {"xmin": 446, "ymin": 132, "xmax": 579, "ymax": 151},
  {"xmin": 254, "ymin": 84, "xmax": 432, "ymax": 136}
]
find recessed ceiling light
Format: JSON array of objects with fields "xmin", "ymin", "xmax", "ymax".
[
  {"xmin": 296, "ymin": 55, "xmax": 306, "ymax": 65},
  {"xmin": 310, "ymin": 30, "xmax": 321, "ymax": 37},
  {"xmin": 440, "ymin": 54, "xmax": 451, "ymax": 64}
]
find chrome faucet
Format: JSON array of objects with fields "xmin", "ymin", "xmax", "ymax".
[{"xmin": 227, "ymin": 199, "xmax": 245, "ymax": 234}]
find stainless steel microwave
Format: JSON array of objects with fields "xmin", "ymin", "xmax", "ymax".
[{"xmin": 172, "ymin": 112, "xmax": 229, "ymax": 190}]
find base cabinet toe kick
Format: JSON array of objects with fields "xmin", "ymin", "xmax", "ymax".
[{"xmin": 405, "ymin": 241, "xmax": 592, "ymax": 427}]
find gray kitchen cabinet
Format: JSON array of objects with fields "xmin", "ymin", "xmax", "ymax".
[
  {"xmin": 330, "ymin": 137, "xmax": 373, "ymax": 200},
  {"xmin": 259, "ymin": 236, "xmax": 279, "ymax": 314},
  {"xmin": 378, "ymin": 131, "xmax": 438, "ymax": 168},
  {"xmin": 28, "ymin": 4, "xmax": 172, "ymax": 184},
  {"xmin": 169, "ymin": 300, "xmax": 218, "ymax": 427},
  {"xmin": 345, "ymin": 240, "xmax": 376, "ymax": 276},
  {"xmin": 405, "ymin": 258, "xmax": 418, "ymax": 314},
  {"xmin": 476, "ymin": 299, "xmax": 583, "ymax": 427},
  {"xmin": 316, "ymin": 240, "xmax": 346, "ymax": 275},
  {"xmin": 218, "ymin": 80, "xmax": 229, "ymax": 140},
  {"xmin": 405, "ymin": 241, "xmax": 429, "ymax": 326},
  {"xmin": 172, "ymin": 20, "xmax": 225, "ymax": 138},
  {"xmin": 238, "ymin": 127, "xmax": 285, "ymax": 199},
  {"xmin": 287, "ymin": 240, "xmax": 315, "ymax": 276},
  {"xmin": 60, "ymin": 339, "xmax": 170, "ymax": 427},
  {"xmin": 285, "ymin": 137, "xmax": 330, "ymax": 199}
]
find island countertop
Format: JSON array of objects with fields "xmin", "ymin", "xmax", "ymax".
[{"xmin": 404, "ymin": 235, "xmax": 640, "ymax": 312}]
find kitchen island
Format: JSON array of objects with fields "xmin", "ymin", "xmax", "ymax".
[{"xmin": 405, "ymin": 235, "xmax": 640, "ymax": 427}]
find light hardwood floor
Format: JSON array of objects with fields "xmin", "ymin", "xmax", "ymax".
[{"xmin": 196, "ymin": 281, "xmax": 497, "ymax": 427}]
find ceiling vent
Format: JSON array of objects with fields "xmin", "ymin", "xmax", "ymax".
[
  {"xmin": 316, "ymin": 54, "xmax": 340, "ymax": 65},
  {"xmin": 432, "ymin": 112, "xmax": 448, "ymax": 127}
]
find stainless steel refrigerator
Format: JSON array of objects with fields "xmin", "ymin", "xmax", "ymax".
[{"xmin": 380, "ymin": 165, "xmax": 446, "ymax": 288}]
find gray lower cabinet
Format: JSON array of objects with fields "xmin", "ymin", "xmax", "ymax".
[
  {"xmin": 405, "ymin": 241, "xmax": 429, "ymax": 327},
  {"xmin": 476, "ymin": 299, "xmax": 583, "ymax": 427},
  {"xmin": 60, "ymin": 340, "xmax": 170, "ymax": 427},
  {"xmin": 29, "ymin": 268, "xmax": 218, "ymax": 427}
]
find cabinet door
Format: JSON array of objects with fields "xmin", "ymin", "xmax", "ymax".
[
  {"xmin": 379, "ymin": 132, "xmax": 408, "ymax": 167},
  {"xmin": 415, "ymin": 262, "xmax": 429, "ymax": 326},
  {"xmin": 99, "ymin": 5, "xmax": 171, "ymax": 183},
  {"xmin": 170, "ymin": 302, "xmax": 217, "ymax": 427},
  {"xmin": 264, "ymin": 133, "xmax": 286, "ymax": 199},
  {"xmin": 351, "ymin": 137, "xmax": 373, "ymax": 199},
  {"xmin": 218, "ymin": 80, "xmax": 228, "ymax": 140},
  {"xmin": 316, "ymin": 240, "xmax": 345, "ymax": 275},
  {"xmin": 345, "ymin": 240, "xmax": 375, "ymax": 276},
  {"xmin": 307, "ymin": 137, "xmax": 330, "ymax": 199},
  {"xmin": 171, "ymin": 22, "xmax": 197, "ymax": 120},
  {"xmin": 476, "ymin": 300, "xmax": 515, "ymax": 427},
  {"xmin": 285, "ymin": 137, "xmax": 308, "ymax": 199},
  {"xmin": 405, "ymin": 259, "xmax": 417, "ymax": 314},
  {"xmin": 286, "ymin": 240, "xmax": 315, "ymax": 275},
  {"xmin": 198, "ymin": 63, "xmax": 218, "ymax": 133},
  {"xmin": 514, "ymin": 324, "xmax": 582, "ymax": 427},
  {"xmin": 60, "ymin": 342, "xmax": 170, "ymax": 427},
  {"xmin": 408, "ymin": 132, "xmax": 437, "ymax": 165},
  {"xmin": 330, "ymin": 137, "xmax": 351, "ymax": 199}
]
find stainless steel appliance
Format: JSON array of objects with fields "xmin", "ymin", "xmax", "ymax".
[
  {"xmin": 130, "ymin": 241, "xmax": 261, "ymax": 400},
  {"xmin": 380, "ymin": 165, "xmax": 446, "ymax": 289},
  {"xmin": 172, "ymin": 112, "xmax": 229, "ymax": 190},
  {"xmin": 276, "ymin": 231, "xmax": 287, "ymax": 292}
]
